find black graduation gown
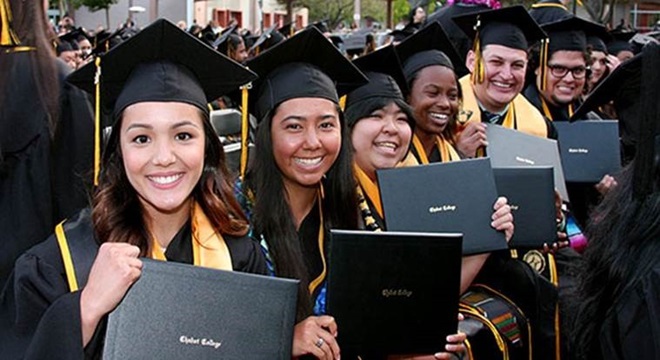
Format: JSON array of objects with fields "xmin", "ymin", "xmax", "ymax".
[
  {"xmin": 598, "ymin": 264, "xmax": 660, "ymax": 359},
  {"xmin": 0, "ymin": 55, "xmax": 94, "ymax": 289},
  {"xmin": 0, "ymin": 209, "xmax": 266, "ymax": 360}
]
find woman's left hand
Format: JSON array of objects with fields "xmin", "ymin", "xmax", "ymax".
[{"xmin": 491, "ymin": 196, "xmax": 514, "ymax": 242}]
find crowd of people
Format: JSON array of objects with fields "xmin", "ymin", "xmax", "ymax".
[{"xmin": 1, "ymin": 0, "xmax": 659, "ymax": 359}]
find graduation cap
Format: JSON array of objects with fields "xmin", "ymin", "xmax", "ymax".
[
  {"xmin": 345, "ymin": 45, "xmax": 411, "ymax": 128},
  {"xmin": 307, "ymin": 20, "xmax": 330, "ymax": 34},
  {"xmin": 452, "ymin": 5, "xmax": 547, "ymax": 86},
  {"xmin": 395, "ymin": 21, "xmax": 467, "ymax": 90},
  {"xmin": 587, "ymin": 24, "xmax": 612, "ymax": 53},
  {"xmin": 248, "ymin": 24, "xmax": 284, "ymax": 55},
  {"xmin": 67, "ymin": 18, "xmax": 257, "ymax": 185},
  {"xmin": 213, "ymin": 24, "xmax": 238, "ymax": 54},
  {"xmin": 608, "ymin": 30, "xmax": 636, "ymax": 56},
  {"xmin": 577, "ymin": 44, "xmax": 660, "ymax": 198},
  {"xmin": 278, "ymin": 22, "xmax": 295, "ymax": 37},
  {"xmin": 528, "ymin": 0, "xmax": 572, "ymax": 25},
  {"xmin": 329, "ymin": 34, "xmax": 344, "ymax": 49},
  {"xmin": 388, "ymin": 29, "xmax": 411, "ymax": 44},
  {"xmin": 245, "ymin": 27, "xmax": 367, "ymax": 121}
]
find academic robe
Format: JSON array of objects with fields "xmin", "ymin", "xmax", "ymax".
[
  {"xmin": 0, "ymin": 209, "xmax": 266, "ymax": 360},
  {"xmin": 0, "ymin": 55, "xmax": 94, "ymax": 289}
]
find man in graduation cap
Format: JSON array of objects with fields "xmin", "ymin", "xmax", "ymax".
[
  {"xmin": 0, "ymin": 18, "xmax": 264, "ymax": 359},
  {"xmin": 608, "ymin": 30, "xmax": 637, "ymax": 62},
  {"xmin": 523, "ymin": 16, "xmax": 607, "ymax": 123},
  {"xmin": 451, "ymin": 5, "xmax": 552, "ymax": 160}
]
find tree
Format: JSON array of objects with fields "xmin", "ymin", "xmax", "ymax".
[{"xmin": 82, "ymin": 0, "xmax": 118, "ymax": 29}]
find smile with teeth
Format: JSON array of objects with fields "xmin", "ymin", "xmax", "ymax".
[
  {"xmin": 375, "ymin": 141, "xmax": 398, "ymax": 150},
  {"xmin": 294, "ymin": 157, "xmax": 323, "ymax": 166},
  {"xmin": 492, "ymin": 81, "xmax": 514, "ymax": 89},
  {"xmin": 430, "ymin": 112, "xmax": 449, "ymax": 122},
  {"xmin": 148, "ymin": 174, "xmax": 183, "ymax": 185}
]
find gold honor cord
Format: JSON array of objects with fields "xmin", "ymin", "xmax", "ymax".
[
  {"xmin": 93, "ymin": 57, "xmax": 102, "ymax": 186},
  {"xmin": 0, "ymin": 0, "xmax": 20, "ymax": 47},
  {"xmin": 55, "ymin": 222, "xmax": 80, "ymax": 292},
  {"xmin": 240, "ymin": 83, "xmax": 251, "ymax": 181},
  {"xmin": 531, "ymin": 3, "xmax": 568, "ymax": 10},
  {"xmin": 307, "ymin": 188, "xmax": 326, "ymax": 295},
  {"xmin": 353, "ymin": 164, "xmax": 383, "ymax": 218}
]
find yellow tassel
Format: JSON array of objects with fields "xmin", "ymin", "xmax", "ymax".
[
  {"xmin": 1, "ymin": 0, "xmax": 21, "ymax": 46},
  {"xmin": 470, "ymin": 21, "xmax": 485, "ymax": 86},
  {"xmin": 93, "ymin": 57, "xmax": 102, "ymax": 186},
  {"xmin": 540, "ymin": 39, "xmax": 550, "ymax": 92},
  {"xmin": 239, "ymin": 82, "xmax": 251, "ymax": 181},
  {"xmin": 338, "ymin": 95, "xmax": 346, "ymax": 111}
]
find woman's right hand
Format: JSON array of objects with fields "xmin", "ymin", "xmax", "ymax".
[
  {"xmin": 80, "ymin": 243, "xmax": 142, "ymax": 346},
  {"xmin": 292, "ymin": 315, "xmax": 340, "ymax": 360}
]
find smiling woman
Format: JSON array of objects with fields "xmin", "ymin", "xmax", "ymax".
[{"xmin": 240, "ymin": 27, "xmax": 367, "ymax": 360}]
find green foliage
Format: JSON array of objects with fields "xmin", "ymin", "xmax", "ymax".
[
  {"xmin": 393, "ymin": 0, "xmax": 410, "ymax": 23},
  {"xmin": 82, "ymin": 0, "xmax": 117, "ymax": 12}
]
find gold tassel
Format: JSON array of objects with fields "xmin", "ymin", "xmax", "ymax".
[
  {"xmin": 239, "ymin": 82, "xmax": 251, "ymax": 181},
  {"xmin": 539, "ymin": 39, "xmax": 550, "ymax": 92},
  {"xmin": 338, "ymin": 95, "xmax": 346, "ymax": 111},
  {"xmin": 1, "ymin": 0, "xmax": 21, "ymax": 46},
  {"xmin": 93, "ymin": 57, "xmax": 102, "ymax": 186},
  {"xmin": 470, "ymin": 19, "xmax": 484, "ymax": 86}
]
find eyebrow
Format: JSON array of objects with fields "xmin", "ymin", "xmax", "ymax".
[
  {"xmin": 281, "ymin": 113, "xmax": 338, "ymax": 122},
  {"xmin": 125, "ymin": 120, "xmax": 200, "ymax": 132}
]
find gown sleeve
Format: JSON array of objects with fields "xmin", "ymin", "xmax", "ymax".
[
  {"xmin": 0, "ymin": 237, "xmax": 103, "ymax": 360},
  {"xmin": 225, "ymin": 234, "xmax": 268, "ymax": 275}
]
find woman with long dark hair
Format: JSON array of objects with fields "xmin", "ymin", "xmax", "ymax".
[
  {"xmin": 239, "ymin": 27, "xmax": 365, "ymax": 360},
  {"xmin": 0, "ymin": 0, "xmax": 94, "ymax": 288},
  {"xmin": 0, "ymin": 19, "xmax": 265, "ymax": 359}
]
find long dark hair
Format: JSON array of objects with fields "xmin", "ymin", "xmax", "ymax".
[
  {"xmin": 0, "ymin": 0, "xmax": 59, "ymax": 134},
  {"xmin": 245, "ymin": 102, "xmax": 358, "ymax": 320},
  {"xmin": 571, "ymin": 163, "xmax": 660, "ymax": 359},
  {"xmin": 92, "ymin": 108, "xmax": 248, "ymax": 255}
]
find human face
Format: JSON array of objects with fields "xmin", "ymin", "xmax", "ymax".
[
  {"xmin": 538, "ymin": 50, "xmax": 586, "ymax": 106},
  {"xmin": 616, "ymin": 50, "xmax": 634, "ymax": 62},
  {"xmin": 232, "ymin": 40, "xmax": 248, "ymax": 63},
  {"xmin": 351, "ymin": 102, "xmax": 412, "ymax": 180},
  {"xmin": 468, "ymin": 45, "xmax": 527, "ymax": 113},
  {"xmin": 120, "ymin": 102, "xmax": 205, "ymax": 218},
  {"xmin": 79, "ymin": 39, "xmax": 92, "ymax": 58},
  {"xmin": 59, "ymin": 50, "xmax": 78, "ymax": 70},
  {"xmin": 408, "ymin": 65, "xmax": 460, "ymax": 136},
  {"xmin": 413, "ymin": 7, "xmax": 426, "ymax": 23},
  {"xmin": 588, "ymin": 50, "xmax": 608, "ymax": 88},
  {"xmin": 271, "ymin": 98, "xmax": 341, "ymax": 191}
]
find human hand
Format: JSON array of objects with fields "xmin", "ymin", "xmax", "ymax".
[
  {"xmin": 292, "ymin": 315, "xmax": 340, "ymax": 360},
  {"xmin": 388, "ymin": 314, "xmax": 467, "ymax": 360},
  {"xmin": 456, "ymin": 122, "xmax": 487, "ymax": 159},
  {"xmin": 80, "ymin": 243, "xmax": 142, "ymax": 345},
  {"xmin": 605, "ymin": 54, "xmax": 621, "ymax": 73},
  {"xmin": 542, "ymin": 231, "xmax": 570, "ymax": 254},
  {"xmin": 595, "ymin": 174, "xmax": 618, "ymax": 195},
  {"xmin": 492, "ymin": 196, "xmax": 514, "ymax": 242}
]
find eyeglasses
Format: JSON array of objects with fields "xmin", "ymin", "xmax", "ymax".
[{"xmin": 547, "ymin": 64, "xmax": 589, "ymax": 79}]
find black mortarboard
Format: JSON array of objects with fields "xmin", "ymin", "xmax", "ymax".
[
  {"xmin": 389, "ymin": 29, "xmax": 410, "ymax": 43},
  {"xmin": 541, "ymin": 16, "xmax": 606, "ymax": 53},
  {"xmin": 244, "ymin": 27, "xmax": 368, "ymax": 121},
  {"xmin": 587, "ymin": 30, "xmax": 612, "ymax": 53},
  {"xmin": 346, "ymin": 45, "xmax": 408, "ymax": 113},
  {"xmin": 607, "ymin": 31, "xmax": 636, "ymax": 55},
  {"xmin": 453, "ymin": 6, "xmax": 547, "ymax": 86},
  {"xmin": 395, "ymin": 21, "xmax": 466, "ymax": 88},
  {"xmin": 577, "ymin": 44, "xmax": 660, "ymax": 198},
  {"xmin": 213, "ymin": 24, "xmax": 238, "ymax": 53},
  {"xmin": 307, "ymin": 20, "xmax": 330, "ymax": 34},
  {"xmin": 329, "ymin": 34, "xmax": 344, "ymax": 49},
  {"xmin": 278, "ymin": 22, "xmax": 295, "ymax": 37},
  {"xmin": 59, "ymin": 27, "xmax": 91, "ymax": 45},
  {"xmin": 453, "ymin": 5, "xmax": 547, "ymax": 51},
  {"xmin": 67, "ymin": 19, "xmax": 257, "ymax": 184},
  {"xmin": 528, "ymin": 0, "xmax": 572, "ymax": 25},
  {"xmin": 248, "ymin": 24, "xmax": 284, "ymax": 54}
]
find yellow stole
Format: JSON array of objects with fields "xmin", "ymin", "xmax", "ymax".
[
  {"xmin": 541, "ymin": 97, "xmax": 574, "ymax": 121},
  {"xmin": 150, "ymin": 202, "xmax": 233, "ymax": 271},
  {"xmin": 353, "ymin": 163, "xmax": 383, "ymax": 218},
  {"xmin": 411, "ymin": 133, "xmax": 460, "ymax": 164},
  {"xmin": 458, "ymin": 75, "xmax": 548, "ymax": 139}
]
